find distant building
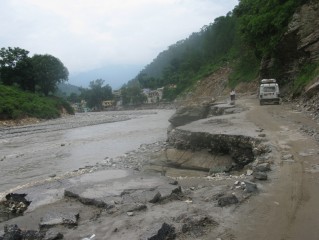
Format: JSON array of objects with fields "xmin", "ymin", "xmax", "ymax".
[
  {"xmin": 112, "ymin": 90, "xmax": 122, "ymax": 106},
  {"xmin": 143, "ymin": 87, "xmax": 164, "ymax": 103},
  {"xmin": 72, "ymin": 100, "xmax": 88, "ymax": 113},
  {"xmin": 102, "ymin": 100, "xmax": 115, "ymax": 110}
]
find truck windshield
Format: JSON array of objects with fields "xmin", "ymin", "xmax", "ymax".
[{"xmin": 263, "ymin": 86, "xmax": 276, "ymax": 92}]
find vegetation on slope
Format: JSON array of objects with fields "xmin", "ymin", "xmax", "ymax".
[
  {"xmin": 0, "ymin": 84, "xmax": 74, "ymax": 120},
  {"xmin": 126, "ymin": 0, "xmax": 314, "ymax": 101},
  {"xmin": 131, "ymin": 12, "xmax": 261, "ymax": 100},
  {"xmin": 0, "ymin": 47, "xmax": 74, "ymax": 120}
]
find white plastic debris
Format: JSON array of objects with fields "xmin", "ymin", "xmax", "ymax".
[{"xmin": 82, "ymin": 234, "xmax": 96, "ymax": 240}]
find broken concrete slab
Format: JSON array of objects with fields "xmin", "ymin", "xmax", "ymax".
[
  {"xmin": 39, "ymin": 212, "xmax": 79, "ymax": 229},
  {"xmin": 64, "ymin": 174, "xmax": 182, "ymax": 209}
]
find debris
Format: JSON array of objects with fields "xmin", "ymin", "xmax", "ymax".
[
  {"xmin": 244, "ymin": 181, "xmax": 258, "ymax": 193},
  {"xmin": 253, "ymin": 172, "xmax": 268, "ymax": 180},
  {"xmin": 217, "ymin": 194, "xmax": 238, "ymax": 207},
  {"xmin": 127, "ymin": 212, "xmax": 134, "ymax": 216},
  {"xmin": 82, "ymin": 234, "xmax": 96, "ymax": 240}
]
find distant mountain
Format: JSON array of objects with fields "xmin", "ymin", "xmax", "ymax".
[{"xmin": 68, "ymin": 64, "xmax": 144, "ymax": 90}]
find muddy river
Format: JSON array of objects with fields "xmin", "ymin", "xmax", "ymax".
[{"xmin": 0, "ymin": 110, "xmax": 174, "ymax": 195}]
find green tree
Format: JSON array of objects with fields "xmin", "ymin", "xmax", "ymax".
[
  {"xmin": 0, "ymin": 47, "xmax": 34, "ymax": 90},
  {"xmin": 121, "ymin": 85, "xmax": 146, "ymax": 106},
  {"xmin": 67, "ymin": 92, "xmax": 80, "ymax": 103},
  {"xmin": 31, "ymin": 54, "xmax": 69, "ymax": 96},
  {"xmin": 234, "ymin": 0, "xmax": 308, "ymax": 57},
  {"xmin": 81, "ymin": 79, "xmax": 113, "ymax": 110}
]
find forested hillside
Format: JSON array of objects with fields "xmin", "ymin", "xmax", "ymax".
[{"xmin": 130, "ymin": 0, "xmax": 318, "ymax": 101}]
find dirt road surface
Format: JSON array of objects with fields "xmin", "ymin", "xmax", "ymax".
[{"xmin": 217, "ymin": 97, "xmax": 319, "ymax": 240}]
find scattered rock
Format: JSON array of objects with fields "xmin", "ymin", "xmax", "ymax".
[
  {"xmin": 217, "ymin": 194, "xmax": 239, "ymax": 207},
  {"xmin": 149, "ymin": 191, "xmax": 162, "ymax": 203},
  {"xmin": 180, "ymin": 215, "xmax": 217, "ymax": 237},
  {"xmin": 0, "ymin": 225, "xmax": 46, "ymax": 240},
  {"xmin": 253, "ymin": 172, "xmax": 268, "ymax": 180},
  {"xmin": 254, "ymin": 163, "xmax": 271, "ymax": 172},
  {"xmin": 127, "ymin": 211, "xmax": 134, "ymax": 217},
  {"xmin": 281, "ymin": 154, "xmax": 294, "ymax": 160},
  {"xmin": 43, "ymin": 229, "xmax": 63, "ymax": 240},
  {"xmin": 246, "ymin": 169, "xmax": 253, "ymax": 176},
  {"xmin": 147, "ymin": 222, "xmax": 176, "ymax": 240},
  {"xmin": 0, "ymin": 193, "xmax": 31, "ymax": 217},
  {"xmin": 244, "ymin": 181, "xmax": 258, "ymax": 193}
]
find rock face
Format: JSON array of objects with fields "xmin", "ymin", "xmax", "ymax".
[{"xmin": 260, "ymin": 2, "xmax": 319, "ymax": 89}]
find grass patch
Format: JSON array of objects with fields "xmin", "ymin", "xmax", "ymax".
[{"xmin": 293, "ymin": 62, "xmax": 319, "ymax": 95}]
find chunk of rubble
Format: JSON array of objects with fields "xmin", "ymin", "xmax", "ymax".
[
  {"xmin": 217, "ymin": 194, "xmax": 239, "ymax": 207},
  {"xmin": 244, "ymin": 181, "xmax": 258, "ymax": 193},
  {"xmin": 254, "ymin": 163, "xmax": 271, "ymax": 172},
  {"xmin": 44, "ymin": 229, "xmax": 64, "ymax": 240},
  {"xmin": 253, "ymin": 171, "xmax": 268, "ymax": 180},
  {"xmin": 0, "ymin": 224, "xmax": 49, "ymax": 240},
  {"xmin": 0, "ymin": 193, "xmax": 31, "ymax": 221},
  {"xmin": 179, "ymin": 214, "xmax": 218, "ymax": 237},
  {"xmin": 145, "ymin": 222, "xmax": 176, "ymax": 240},
  {"xmin": 39, "ymin": 212, "xmax": 79, "ymax": 229},
  {"xmin": 64, "ymin": 173, "xmax": 182, "ymax": 212}
]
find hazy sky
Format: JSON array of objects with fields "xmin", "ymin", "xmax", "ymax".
[{"xmin": 1, "ymin": 0, "xmax": 238, "ymax": 87}]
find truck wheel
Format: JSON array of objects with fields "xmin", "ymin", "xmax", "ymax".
[{"xmin": 260, "ymin": 100, "xmax": 263, "ymax": 105}]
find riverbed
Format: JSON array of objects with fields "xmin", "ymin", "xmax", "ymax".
[{"xmin": 0, "ymin": 110, "xmax": 174, "ymax": 195}]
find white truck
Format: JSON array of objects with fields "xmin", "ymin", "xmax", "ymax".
[{"xmin": 259, "ymin": 79, "xmax": 280, "ymax": 105}]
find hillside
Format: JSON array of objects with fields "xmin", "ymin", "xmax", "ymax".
[{"xmin": 132, "ymin": 0, "xmax": 319, "ymax": 106}]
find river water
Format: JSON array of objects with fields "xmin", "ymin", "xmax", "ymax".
[{"xmin": 0, "ymin": 109, "xmax": 174, "ymax": 195}]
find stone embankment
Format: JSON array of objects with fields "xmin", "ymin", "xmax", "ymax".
[{"xmin": 0, "ymin": 101, "xmax": 275, "ymax": 240}]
